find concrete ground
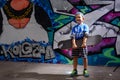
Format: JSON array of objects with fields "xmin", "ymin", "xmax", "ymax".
[{"xmin": 0, "ymin": 61, "xmax": 119, "ymax": 80}]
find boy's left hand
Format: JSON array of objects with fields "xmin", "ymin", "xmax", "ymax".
[{"xmin": 81, "ymin": 42, "xmax": 86, "ymax": 48}]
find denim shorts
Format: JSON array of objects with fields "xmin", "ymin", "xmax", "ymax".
[{"xmin": 72, "ymin": 47, "xmax": 88, "ymax": 58}]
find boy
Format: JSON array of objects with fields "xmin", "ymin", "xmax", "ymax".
[{"xmin": 70, "ymin": 12, "xmax": 89, "ymax": 77}]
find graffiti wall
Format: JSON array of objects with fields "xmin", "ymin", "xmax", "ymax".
[{"xmin": 0, "ymin": 0, "xmax": 120, "ymax": 66}]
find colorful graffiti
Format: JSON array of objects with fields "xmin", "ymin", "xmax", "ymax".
[
  {"xmin": 0, "ymin": 0, "xmax": 120, "ymax": 66},
  {"xmin": 52, "ymin": 0, "xmax": 120, "ymax": 66}
]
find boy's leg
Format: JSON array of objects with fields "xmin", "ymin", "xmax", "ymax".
[
  {"xmin": 83, "ymin": 57, "xmax": 89, "ymax": 77},
  {"xmin": 82, "ymin": 48, "xmax": 89, "ymax": 77},
  {"xmin": 73, "ymin": 56, "xmax": 78, "ymax": 70},
  {"xmin": 83, "ymin": 57, "xmax": 88, "ymax": 69},
  {"xmin": 70, "ymin": 56, "xmax": 78, "ymax": 77}
]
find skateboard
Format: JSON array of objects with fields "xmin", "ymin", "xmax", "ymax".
[{"xmin": 58, "ymin": 35, "xmax": 102, "ymax": 49}]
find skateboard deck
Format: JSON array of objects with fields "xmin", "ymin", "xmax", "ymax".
[{"xmin": 58, "ymin": 35, "xmax": 102, "ymax": 49}]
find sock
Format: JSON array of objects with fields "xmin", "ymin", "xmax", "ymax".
[
  {"xmin": 84, "ymin": 69, "xmax": 87, "ymax": 70},
  {"xmin": 74, "ymin": 69, "xmax": 77, "ymax": 71}
]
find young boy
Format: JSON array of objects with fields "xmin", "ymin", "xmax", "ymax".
[{"xmin": 70, "ymin": 12, "xmax": 89, "ymax": 77}]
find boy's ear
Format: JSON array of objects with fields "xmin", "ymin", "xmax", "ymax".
[{"xmin": 83, "ymin": 17, "xmax": 85, "ymax": 20}]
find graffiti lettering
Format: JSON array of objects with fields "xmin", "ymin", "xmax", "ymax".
[{"xmin": 0, "ymin": 42, "xmax": 55, "ymax": 60}]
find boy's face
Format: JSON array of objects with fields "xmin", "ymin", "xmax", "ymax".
[{"xmin": 75, "ymin": 14, "xmax": 84, "ymax": 24}]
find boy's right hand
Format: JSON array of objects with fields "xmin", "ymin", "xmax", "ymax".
[{"xmin": 72, "ymin": 39, "xmax": 77, "ymax": 49}]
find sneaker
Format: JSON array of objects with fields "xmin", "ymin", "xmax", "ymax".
[
  {"xmin": 70, "ymin": 69, "xmax": 78, "ymax": 77},
  {"xmin": 83, "ymin": 69, "xmax": 89, "ymax": 77}
]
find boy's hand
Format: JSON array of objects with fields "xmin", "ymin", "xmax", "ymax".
[
  {"xmin": 82, "ymin": 37, "xmax": 87, "ymax": 48},
  {"xmin": 72, "ymin": 39, "xmax": 77, "ymax": 49},
  {"xmin": 72, "ymin": 44, "xmax": 77, "ymax": 49},
  {"xmin": 81, "ymin": 42, "xmax": 86, "ymax": 48}
]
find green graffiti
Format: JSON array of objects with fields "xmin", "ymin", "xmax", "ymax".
[
  {"xmin": 111, "ymin": 18, "xmax": 120, "ymax": 27},
  {"xmin": 66, "ymin": 58, "xmax": 73, "ymax": 65},
  {"xmin": 54, "ymin": 15, "xmax": 73, "ymax": 29},
  {"xmin": 55, "ymin": 15, "xmax": 70, "ymax": 21},
  {"xmin": 58, "ymin": 54, "xmax": 73, "ymax": 64},
  {"xmin": 48, "ymin": 30, "xmax": 54, "ymax": 44},
  {"xmin": 77, "ymin": 6, "xmax": 91, "ymax": 14},
  {"xmin": 54, "ymin": 22, "xmax": 64, "ymax": 29},
  {"xmin": 103, "ymin": 48, "xmax": 120, "ymax": 66}
]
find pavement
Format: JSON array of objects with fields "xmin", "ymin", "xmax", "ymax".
[{"xmin": 0, "ymin": 61, "xmax": 119, "ymax": 80}]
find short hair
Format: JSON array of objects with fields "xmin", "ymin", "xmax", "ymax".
[{"xmin": 75, "ymin": 12, "xmax": 84, "ymax": 18}]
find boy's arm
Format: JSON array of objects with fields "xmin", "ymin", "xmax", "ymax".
[
  {"xmin": 81, "ymin": 31, "xmax": 89, "ymax": 48},
  {"xmin": 72, "ymin": 38, "xmax": 77, "ymax": 49},
  {"xmin": 82, "ymin": 25, "xmax": 89, "ymax": 48},
  {"xmin": 81, "ymin": 37, "xmax": 87, "ymax": 48},
  {"xmin": 71, "ymin": 28, "xmax": 77, "ymax": 49}
]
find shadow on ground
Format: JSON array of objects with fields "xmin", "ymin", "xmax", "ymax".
[{"xmin": 2, "ymin": 72, "xmax": 84, "ymax": 80}]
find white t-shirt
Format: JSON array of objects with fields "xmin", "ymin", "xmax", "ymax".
[{"xmin": 0, "ymin": 6, "xmax": 48, "ymax": 44}]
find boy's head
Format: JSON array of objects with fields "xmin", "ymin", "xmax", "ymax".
[{"xmin": 75, "ymin": 12, "xmax": 84, "ymax": 24}]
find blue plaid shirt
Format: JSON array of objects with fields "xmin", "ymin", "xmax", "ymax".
[{"xmin": 71, "ymin": 23, "xmax": 89, "ymax": 40}]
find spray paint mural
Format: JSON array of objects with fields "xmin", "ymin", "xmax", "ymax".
[
  {"xmin": 0, "ymin": 0, "xmax": 120, "ymax": 66},
  {"xmin": 0, "ymin": 0, "xmax": 55, "ymax": 62}
]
